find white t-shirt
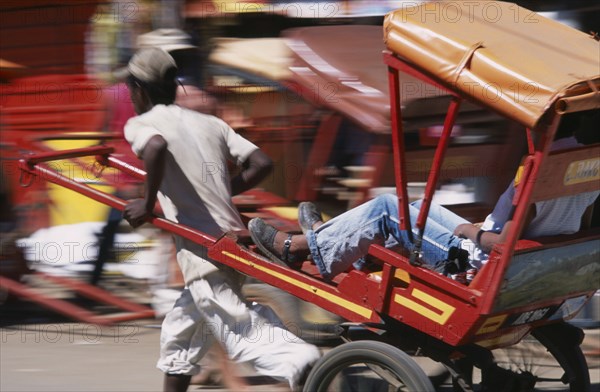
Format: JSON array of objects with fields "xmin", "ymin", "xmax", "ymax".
[{"xmin": 125, "ymin": 104, "xmax": 258, "ymax": 282}]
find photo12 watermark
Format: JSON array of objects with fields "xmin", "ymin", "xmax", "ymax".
[
  {"xmin": 190, "ymin": 2, "xmax": 342, "ymax": 19},
  {"xmin": 1, "ymin": 324, "xmax": 140, "ymax": 344},
  {"xmin": 20, "ymin": 240, "xmax": 139, "ymax": 266},
  {"xmin": 398, "ymin": 1, "xmax": 539, "ymax": 24},
  {"xmin": 91, "ymin": 1, "xmax": 141, "ymax": 23}
]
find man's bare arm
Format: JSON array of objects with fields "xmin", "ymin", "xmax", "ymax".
[
  {"xmin": 141, "ymin": 135, "xmax": 167, "ymax": 211},
  {"xmin": 123, "ymin": 135, "xmax": 167, "ymax": 227},
  {"xmin": 230, "ymin": 149, "xmax": 273, "ymax": 196}
]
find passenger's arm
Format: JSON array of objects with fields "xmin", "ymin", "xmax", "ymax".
[
  {"xmin": 454, "ymin": 206, "xmax": 536, "ymax": 253},
  {"xmin": 454, "ymin": 223, "xmax": 509, "ymax": 254},
  {"xmin": 124, "ymin": 135, "xmax": 167, "ymax": 227},
  {"xmin": 230, "ymin": 149, "xmax": 273, "ymax": 196}
]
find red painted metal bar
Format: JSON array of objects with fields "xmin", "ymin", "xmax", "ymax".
[
  {"xmin": 38, "ymin": 272, "xmax": 154, "ymax": 315},
  {"xmin": 0, "ymin": 276, "xmax": 108, "ymax": 325},
  {"xmin": 384, "ymin": 52, "xmax": 412, "ymax": 237},
  {"xmin": 19, "ymin": 160, "xmax": 217, "ymax": 248},
  {"xmin": 19, "ymin": 149, "xmax": 380, "ymax": 324},
  {"xmin": 415, "ymin": 97, "xmax": 462, "ymax": 231},
  {"xmin": 22, "ymin": 146, "xmax": 114, "ymax": 165},
  {"xmin": 208, "ymin": 238, "xmax": 381, "ymax": 324},
  {"xmin": 525, "ymin": 128, "xmax": 535, "ymax": 155},
  {"xmin": 97, "ymin": 154, "xmax": 146, "ymax": 181},
  {"xmin": 382, "ymin": 51, "xmax": 459, "ymax": 98},
  {"xmin": 12, "ymin": 134, "xmax": 118, "ymax": 157},
  {"xmin": 294, "ymin": 113, "xmax": 342, "ymax": 201},
  {"xmin": 478, "ymin": 114, "xmax": 561, "ymax": 313},
  {"xmin": 512, "ymin": 156, "xmax": 534, "ymax": 209},
  {"xmin": 16, "ymin": 137, "xmax": 124, "ymax": 189},
  {"xmin": 33, "ymin": 133, "xmax": 122, "ymax": 142},
  {"xmin": 368, "ymin": 244, "xmax": 478, "ymax": 305},
  {"xmin": 0, "ymin": 275, "xmax": 154, "ymax": 325},
  {"xmin": 379, "ymin": 263, "xmax": 396, "ymax": 314}
]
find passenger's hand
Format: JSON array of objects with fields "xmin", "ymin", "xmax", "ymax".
[
  {"xmin": 123, "ymin": 198, "xmax": 151, "ymax": 228},
  {"xmin": 453, "ymin": 223, "xmax": 473, "ymax": 239}
]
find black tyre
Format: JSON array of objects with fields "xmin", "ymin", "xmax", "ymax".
[
  {"xmin": 528, "ymin": 322, "xmax": 590, "ymax": 391},
  {"xmin": 303, "ymin": 340, "xmax": 435, "ymax": 392},
  {"xmin": 459, "ymin": 322, "xmax": 591, "ymax": 391}
]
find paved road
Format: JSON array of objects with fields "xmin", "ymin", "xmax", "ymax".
[
  {"xmin": 1, "ymin": 275, "xmax": 598, "ymax": 392},
  {"xmin": 1, "ymin": 317, "xmax": 599, "ymax": 391}
]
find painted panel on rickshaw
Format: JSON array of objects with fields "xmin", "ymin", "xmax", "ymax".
[{"xmin": 493, "ymin": 239, "xmax": 600, "ymax": 312}]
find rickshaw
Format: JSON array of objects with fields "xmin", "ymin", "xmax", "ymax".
[{"xmin": 16, "ymin": 2, "xmax": 599, "ymax": 391}]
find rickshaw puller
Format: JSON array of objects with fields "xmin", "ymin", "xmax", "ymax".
[{"xmin": 120, "ymin": 47, "xmax": 319, "ymax": 392}]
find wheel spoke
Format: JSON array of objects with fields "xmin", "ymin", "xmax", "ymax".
[{"xmin": 481, "ymin": 323, "xmax": 591, "ymax": 391}]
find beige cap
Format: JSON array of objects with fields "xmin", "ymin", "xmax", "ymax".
[{"xmin": 117, "ymin": 47, "xmax": 177, "ymax": 85}]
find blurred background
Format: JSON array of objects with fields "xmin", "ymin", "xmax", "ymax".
[{"xmin": 1, "ymin": 1, "xmax": 599, "ymax": 389}]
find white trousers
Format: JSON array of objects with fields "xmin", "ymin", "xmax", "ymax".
[{"xmin": 156, "ymin": 271, "xmax": 320, "ymax": 390}]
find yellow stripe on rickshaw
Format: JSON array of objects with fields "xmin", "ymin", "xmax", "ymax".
[
  {"xmin": 476, "ymin": 314, "xmax": 508, "ymax": 335},
  {"xmin": 476, "ymin": 329, "xmax": 527, "ymax": 349},
  {"xmin": 221, "ymin": 251, "xmax": 373, "ymax": 319},
  {"xmin": 394, "ymin": 288, "xmax": 456, "ymax": 325}
]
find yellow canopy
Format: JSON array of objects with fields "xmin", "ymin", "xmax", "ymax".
[{"xmin": 384, "ymin": 1, "xmax": 600, "ymax": 129}]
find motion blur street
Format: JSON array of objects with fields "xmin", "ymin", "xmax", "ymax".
[
  {"xmin": 1, "ymin": 271, "xmax": 599, "ymax": 391},
  {"xmin": 2, "ymin": 318, "xmax": 599, "ymax": 391},
  {"xmin": 2, "ymin": 1, "xmax": 600, "ymax": 391}
]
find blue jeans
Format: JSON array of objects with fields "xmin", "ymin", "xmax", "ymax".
[{"xmin": 306, "ymin": 194, "xmax": 468, "ymax": 279}]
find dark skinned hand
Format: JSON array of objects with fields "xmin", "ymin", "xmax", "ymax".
[{"xmin": 123, "ymin": 198, "xmax": 152, "ymax": 228}]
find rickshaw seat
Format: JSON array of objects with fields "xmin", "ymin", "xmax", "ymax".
[
  {"xmin": 528, "ymin": 144, "xmax": 599, "ymax": 203},
  {"xmin": 511, "ymin": 226, "xmax": 600, "ymax": 254},
  {"xmin": 481, "ymin": 227, "xmax": 600, "ymax": 314}
]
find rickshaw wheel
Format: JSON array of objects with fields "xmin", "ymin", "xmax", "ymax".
[
  {"xmin": 528, "ymin": 322, "xmax": 590, "ymax": 391},
  {"xmin": 303, "ymin": 340, "xmax": 435, "ymax": 392},
  {"xmin": 454, "ymin": 322, "xmax": 590, "ymax": 392}
]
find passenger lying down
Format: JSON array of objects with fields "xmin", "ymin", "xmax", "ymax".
[{"xmin": 249, "ymin": 113, "xmax": 599, "ymax": 283}]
